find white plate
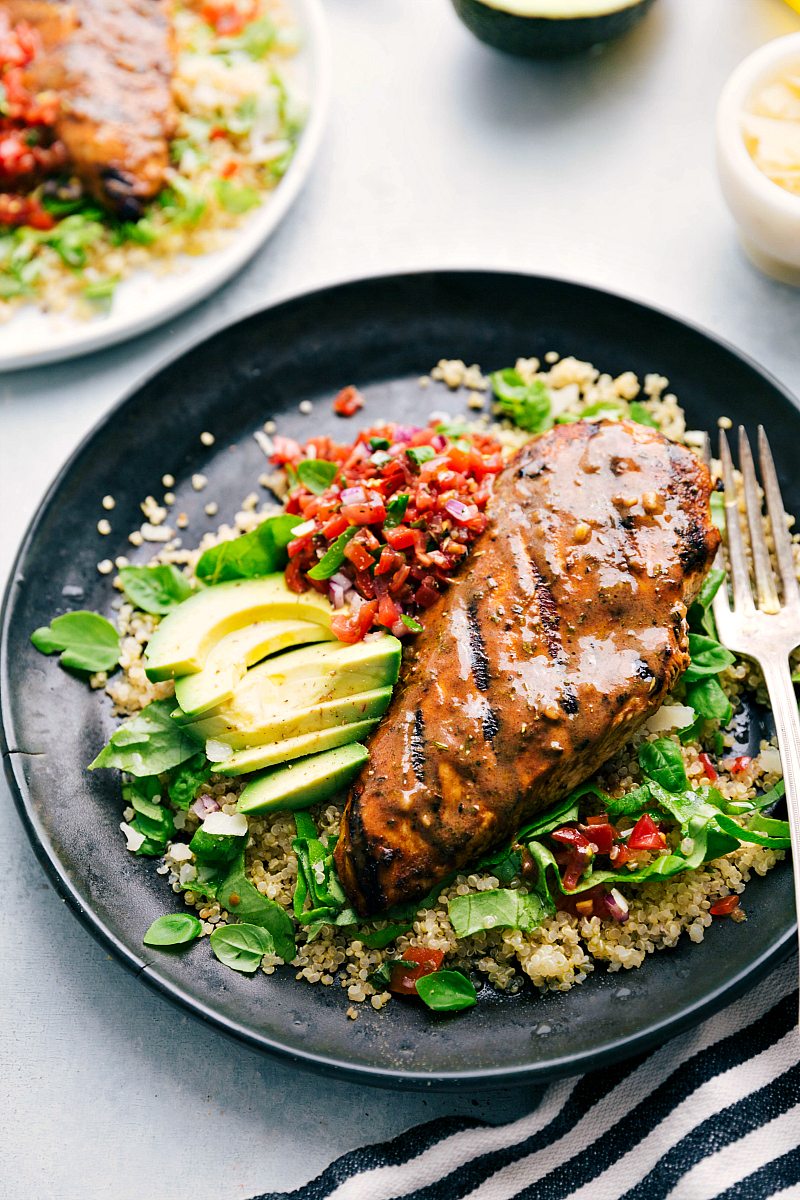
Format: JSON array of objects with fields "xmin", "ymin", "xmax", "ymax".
[{"xmin": 0, "ymin": 0, "xmax": 329, "ymax": 372}]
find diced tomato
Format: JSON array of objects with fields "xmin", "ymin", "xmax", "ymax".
[
  {"xmin": 551, "ymin": 826, "xmax": 593, "ymax": 853},
  {"xmin": 628, "ymin": 813, "xmax": 667, "ymax": 852},
  {"xmin": 383, "ymin": 524, "xmax": 416, "ymax": 550},
  {"xmin": 270, "ymin": 435, "xmax": 302, "ymax": 465},
  {"xmin": 609, "ymin": 844, "xmax": 632, "ymax": 866},
  {"xmin": 221, "ymin": 159, "xmax": 238, "ymax": 178},
  {"xmin": 698, "ymin": 752, "xmax": 718, "ymax": 782},
  {"xmin": 729, "ymin": 756, "xmax": 752, "ymax": 776},
  {"xmin": 580, "ymin": 822, "xmax": 614, "ymax": 856},
  {"xmin": 343, "ymin": 540, "xmax": 375, "ymax": 572},
  {"xmin": 377, "ymin": 592, "xmax": 401, "ymax": 629},
  {"xmin": 330, "ymin": 600, "xmax": 378, "ymax": 644},
  {"xmin": 332, "ymin": 386, "xmax": 364, "ymax": 417},
  {"xmin": 710, "ymin": 894, "xmax": 740, "ymax": 917},
  {"xmin": 287, "ymin": 533, "xmax": 314, "ymax": 559},
  {"xmin": 201, "ymin": 1, "xmax": 257, "ymax": 35},
  {"xmin": 340, "ymin": 493, "xmax": 387, "ymax": 525},
  {"xmin": 388, "ymin": 947, "xmax": 445, "ymax": 996},
  {"xmin": 374, "ymin": 546, "xmax": 401, "ymax": 576},
  {"xmin": 321, "ymin": 514, "xmax": 349, "ymax": 539}
]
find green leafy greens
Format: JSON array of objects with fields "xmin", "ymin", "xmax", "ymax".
[
  {"xmin": 31, "ymin": 611, "xmax": 120, "ymax": 673},
  {"xmin": 195, "ymin": 513, "xmax": 298, "ymax": 584},
  {"xmin": 143, "ymin": 913, "xmax": 202, "ymax": 948},
  {"xmin": 296, "ymin": 459, "xmax": 338, "ymax": 494},
  {"xmin": 209, "ymin": 923, "xmax": 274, "ymax": 973},
  {"xmin": 89, "ymin": 699, "xmax": 200, "ymax": 776},
  {"xmin": 415, "ymin": 970, "xmax": 477, "ymax": 1012},
  {"xmin": 118, "ymin": 564, "xmax": 194, "ymax": 614},
  {"xmin": 490, "ymin": 369, "xmax": 552, "ymax": 434}
]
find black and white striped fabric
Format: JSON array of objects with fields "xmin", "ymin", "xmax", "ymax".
[{"xmin": 254, "ymin": 955, "xmax": 800, "ymax": 1200}]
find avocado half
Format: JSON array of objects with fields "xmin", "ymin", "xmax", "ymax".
[{"xmin": 450, "ymin": 0, "xmax": 657, "ymax": 57}]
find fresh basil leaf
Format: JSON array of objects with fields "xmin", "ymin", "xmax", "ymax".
[
  {"xmin": 195, "ymin": 513, "xmax": 298, "ymax": 584},
  {"xmin": 143, "ymin": 913, "xmax": 202, "ymax": 947},
  {"xmin": 31, "ymin": 610, "xmax": 120, "ymax": 673},
  {"xmin": 415, "ymin": 969, "xmax": 477, "ymax": 1012},
  {"xmin": 89, "ymin": 699, "xmax": 200, "ymax": 776},
  {"xmin": 307, "ymin": 526, "xmax": 358, "ymax": 580},
  {"xmin": 490, "ymin": 370, "xmax": 552, "ymax": 434},
  {"xmin": 684, "ymin": 634, "xmax": 735, "ymax": 683},
  {"xmin": 401, "ymin": 614, "xmax": 423, "ymax": 633},
  {"xmin": 359, "ymin": 923, "xmax": 413, "ymax": 950},
  {"xmin": 384, "ymin": 494, "xmax": 410, "ymax": 528},
  {"xmin": 448, "ymin": 889, "xmax": 550, "ymax": 938},
  {"xmin": 296, "ymin": 459, "xmax": 338, "ymax": 495},
  {"xmin": 217, "ymin": 852, "xmax": 295, "ymax": 961},
  {"xmin": 638, "ymin": 738, "xmax": 689, "ymax": 793},
  {"xmin": 167, "ymin": 753, "xmax": 212, "ymax": 810},
  {"xmin": 209, "ymin": 923, "xmax": 274, "ymax": 973},
  {"xmin": 686, "ymin": 677, "xmax": 732, "ymax": 725},
  {"xmin": 118, "ymin": 564, "xmax": 194, "ymax": 615},
  {"xmin": 629, "ymin": 401, "xmax": 658, "ymax": 427},
  {"xmin": 406, "ymin": 446, "xmax": 436, "ymax": 470}
]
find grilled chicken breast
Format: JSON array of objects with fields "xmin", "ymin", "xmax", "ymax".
[
  {"xmin": 5, "ymin": 0, "xmax": 176, "ymax": 217},
  {"xmin": 335, "ymin": 419, "xmax": 720, "ymax": 916}
]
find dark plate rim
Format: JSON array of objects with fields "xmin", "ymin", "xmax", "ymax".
[{"xmin": 2, "ymin": 269, "xmax": 797, "ymax": 1089}]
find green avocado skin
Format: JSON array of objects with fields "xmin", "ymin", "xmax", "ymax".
[{"xmin": 450, "ymin": 0, "xmax": 656, "ymax": 57}]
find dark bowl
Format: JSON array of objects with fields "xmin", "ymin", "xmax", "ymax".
[
  {"xmin": 1, "ymin": 270, "xmax": 795, "ymax": 1089},
  {"xmin": 449, "ymin": 0, "xmax": 658, "ymax": 58}
]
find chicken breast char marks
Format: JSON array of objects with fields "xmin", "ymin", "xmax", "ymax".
[
  {"xmin": 4, "ymin": 0, "xmax": 176, "ymax": 217},
  {"xmin": 335, "ymin": 419, "xmax": 721, "ymax": 916}
]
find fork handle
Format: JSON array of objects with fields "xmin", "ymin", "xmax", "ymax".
[{"xmin": 759, "ymin": 658, "xmax": 800, "ymax": 999}]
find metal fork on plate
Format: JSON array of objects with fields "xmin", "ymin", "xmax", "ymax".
[{"xmin": 708, "ymin": 426, "xmax": 800, "ymax": 993}]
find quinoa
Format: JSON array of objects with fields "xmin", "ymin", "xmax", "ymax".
[{"xmin": 104, "ymin": 355, "xmax": 787, "ymax": 1010}]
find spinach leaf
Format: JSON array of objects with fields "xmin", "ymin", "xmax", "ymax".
[
  {"xmin": 118, "ymin": 564, "xmax": 194, "ymax": 615},
  {"xmin": 195, "ymin": 513, "xmax": 298, "ymax": 584},
  {"xmin": 209, "ymin": 923, "xmax": 274, "ymax": 973},
  {"xmin": 296, "ymin": 459, "xmax": 338, "ymax": 494},
  {"xmin": 359, "ymin": 923, "xmax": 413, "ymax": 950},
  {"xmin": 31, "ymin": 610, "xmax": 120, "ymax": 673},
  {"xmin": 143, "ymin": 913, "xmax": 202, "ymax": 947},
  {"xmin": 89, "ymin": 699, "xmax": 200, "ymax": 776},
  {"xmin": 638, "ymin": 739, "xmax": 689, "ymax": 793},
  {"xmin": 384, "ymin": 494, "xmax": 409, "ymax": 528},
  {"xmin": 476, "ymin": 844, "xmax": 522, "ymax": 884},
  {"xmin": 217, "ymin": 852, "xmax": 296, "ymax": 961},
  {"xmin": 751, "ymin": 779, "xmax": 786, "ymax": 811},
  {"xmin": 516, "ymin": 790, "xmax": 582, "ymax": 839},
  {"xmin": 415, "ymin": 970, "xmax": 477, "ymax": 1012},
  {"xmin": 490, "ymin": 370, "xmax": 552, "ymax": 434},
  {"xmin": 605, "ymin": 782, "xmax": 657, "ymax": 818},
  {"xmin": 167, "ymin": 753, "xmax": 212, "ymax": 810},
  {"xmin": 686, "ymin": 677, "xmax": 732, "ymax": 724},
  {"xmin": 307, "ymin": 526, "xmax": 358, "ymax": 580},
  {"xmin": 629, "ymin": 402, "xmax": 658, "ymax": 427},
  {"xmin": 448, "ymin": 889, "xmax": 550, "ymax": 938},
  {"xmin": 684, "ymin": 634, "xmax": 735, "ymax": 683}
]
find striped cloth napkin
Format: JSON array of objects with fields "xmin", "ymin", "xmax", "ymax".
[{"xmin": 254, "ymin": 954, "xmax": 799, "ymax": 1200}]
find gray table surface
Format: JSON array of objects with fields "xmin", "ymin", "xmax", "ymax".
[{"xmin": 3, "ymin": 1, "xmax": 800, "ymax": 1196}]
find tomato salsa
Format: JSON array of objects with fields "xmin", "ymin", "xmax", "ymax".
[{"xmin": 272, "ymin": 407, "xmax": 507, "ymax": 642}]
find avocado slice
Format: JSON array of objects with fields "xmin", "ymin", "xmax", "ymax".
[
  {"xmin": 174, "ymin": 619, "xmax": 335, "ymax": 718},
  {"xmin": 185, "ymin": 685, "xmax": 393, "ymax": 750},
  {"xmin": 237, "ymin": 743, "xmax": 369, "ymax": 814},
  {"xmin": 144, "ymin": 576, "xmax": 337, "ymax": 682},
  {"xmin": 450, "ymin": 0, "xmax": 656, "ymax": 57},
  {"xmin": 217, "ymin": 718, "xmax": 380, "ymax": 776}
]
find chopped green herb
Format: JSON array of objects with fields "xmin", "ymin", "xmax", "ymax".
[
  {"xmin": 31, "ymin": 610, "xmax": 120, "ymax": 673},
  {"xmin": 214, "ymin": 179, "xmax": 261, "ymax": 214},
  {"xmin": 384, "ymin": 493, "xmax": 410, "ymax": 528},
  {"xmin": 401, "ymin": 614, "xmax": 423, "ymax": 633},
  {"xmin": 296, "ymin": 459, "xmax": 338, "ymax": 495},
  {"xmin": 629, "ymin": 401, "xmax": 658, "ymax": 427},
  {"xmin": 307, "ymin": 526, "xmax": 358, "ymax": 580},
  {"xmin": 369, "ymin": 437, "xmax": 391, "ymax": 451},
  {"xmin": 490, "ymin": 370, "xmax": 552, "ymax": 434}
]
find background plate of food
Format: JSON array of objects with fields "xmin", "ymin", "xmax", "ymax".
[
  {"xmin": 0, "ymin": 0, "xmax": 328, "ymax": 370},
  {"xmin": 1, "ymin": 271, "xmax": 796, "ymax": 1088}
]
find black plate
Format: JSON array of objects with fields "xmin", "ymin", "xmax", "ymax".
[{"xmin": 2, "ymin": 271, "xmax": 796, "ymax": 1089}]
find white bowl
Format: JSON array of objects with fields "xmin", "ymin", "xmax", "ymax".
[{"xmin": 716, "ymin": 31, "xmax": 800, "ymax": 284}]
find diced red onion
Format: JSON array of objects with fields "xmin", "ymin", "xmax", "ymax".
[
  {"xmin": 330, "ymin": 572, "xmax": 352, "ymax": 590},
  {"xmin": 340, "ymin": 486, "xmax": 366, "ymax": 504},
  {"xmin": 192, "ymin": 795, "xmax": 220, "ymax": 817},
  {"xmin": 606, "ymin": 888, "xmax": 630, "ymax": 922},
  {"xmin": 329, "ymin": 582, "xmax": 346, "ymax": 609},
  {"xmin": 444, "ymin": 498, "xmax": 478, "ymax": 524},
  {"xmin": 290, "ymin": 519, "xmax": 316, "ymax": 537},
  {"xmin": 431, "ymin": 434, "xmax": 447, "ymax": 451}
]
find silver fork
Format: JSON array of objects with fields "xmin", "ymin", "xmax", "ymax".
[{"xmin": 710, "ymin": 426, "xmax": 800, "ymax": 992}]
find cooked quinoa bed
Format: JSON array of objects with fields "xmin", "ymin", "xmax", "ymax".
[{"xmin": 96, "ymin": 352, "xmax": 792, "ymax": 1013}]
